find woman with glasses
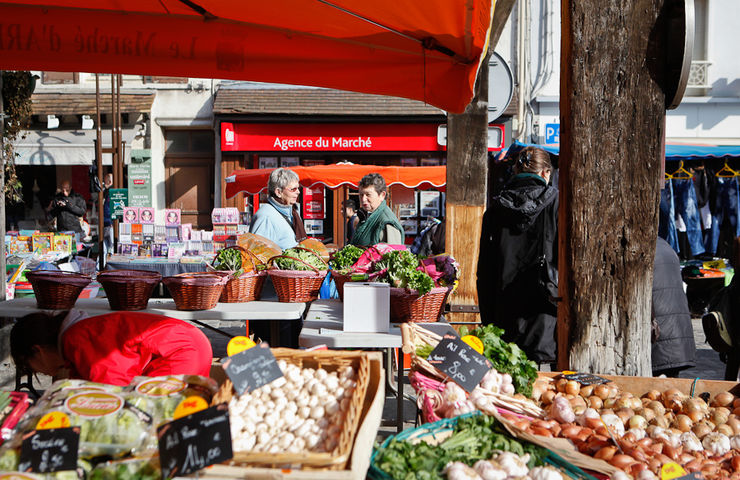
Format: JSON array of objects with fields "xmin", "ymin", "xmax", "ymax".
[{"xmin": 249, "ymin": 167, "xmax": 307, "ymax": 250}]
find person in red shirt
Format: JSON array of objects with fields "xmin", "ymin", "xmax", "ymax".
[{"xmin": 11, "ymin": 310, "xmax": 213, "ymax": 386}]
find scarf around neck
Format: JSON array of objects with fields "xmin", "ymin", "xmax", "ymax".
[
  {"xmin": 351, "ymin": 200, "xmax": 403, "ymax": 246},
  {"xmin": 268, "ymin": 197, "xmax": 307, "ymax": 243}
]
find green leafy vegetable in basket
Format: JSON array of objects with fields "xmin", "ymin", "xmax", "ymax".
[
  {"xmin": 458, "ymin": 323, "xmax": 538, "ymax": 398},
  {"xmin": 273, "ymin": 247, "xmax": 327, "ymax": 271},
  {"xmin": 328, "ymin": 244, "xmax": 364, "ymax": 272},
  {"xmin": 373, "ymin": 414, "xmax": 548, "ymax": 480},
  {"xmin": 373, "ymin": 250, "xmax": 434, "ymax": 295},
  {"xmin": 213, "ymin": 248, "xmax": 244, "ymax": 278}
]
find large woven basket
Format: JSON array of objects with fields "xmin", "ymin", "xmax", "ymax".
[
  {"xmin": 268, "ymin": 251, "xmax": 328, "ymax": 302},
  {"xmin": 213, "ymin": 246, "xmax": 267, "ymax": 303},
  {"xmin": 220, "ymin": 270, "xmax": 267, "ymax": 303},
  {"xmin": 213, "ymin": 348, "xmax": 371, "ymax": 470},
  {"xmin": 97, "ymin": 269, "xmax": 162, "ymax": 311},
  {"xmin": 26, "ymin": 270, "xmax": 92, "ymax": 310},
  {"xmin": 389, "ymin": 286, "xmax": 451, "ymax": 323},
  {"xmin": 163, "ymin": 273, "xmax": 228, "ymax": 310}
]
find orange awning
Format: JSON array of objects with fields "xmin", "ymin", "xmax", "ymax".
[
  {"xmin": 224, "ymin": 164, "xmax": 446, "ymax": 197},
  {"xmin": 0, "ymin": 1, "xmax": 493, "ymax": 113}
]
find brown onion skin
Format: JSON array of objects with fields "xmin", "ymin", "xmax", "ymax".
[
  {"xmin": 530, "ymin": 426, "xmax": 553, "ymax": 437},
  {"xmin": 594, "ymin": 446, "xmax": 617, "ymax": 461},
  {"xmin": 627, "ymin": 462, "xmax": 648, "ymax": 477},
  {"xmin": 732, "ymin": 455, "xmax": 740, "ymax": 472},
  {"xmin": 609, "ymin": 454, "xmax": 637, "ymax": 470},
  {"xmin": 712, "ymin": 391, "xmax": 735, "ymax": 408},
  {"xmin": 685, "ymin": 459, "xmax": 703, "ymax": 472}
]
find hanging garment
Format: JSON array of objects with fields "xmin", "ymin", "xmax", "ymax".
[
  {"xmin": 659, "ymin": 180, "xmax": 680, "ymax": 253},
  {"xmin": 672, "ymin": 178, "xmax": 706, "ymax": 256},
  {"xmin": 708, "ymin": 177, "xmax": 740, "ymax": 257}
]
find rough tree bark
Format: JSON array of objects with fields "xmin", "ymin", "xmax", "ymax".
[
  {"xmin": 1, "ymin": 72, "xmax": 5, "ymax": 302},
  {"xmin": 446, "ymin": 52, "xmax": 489, "ymax": 324},
  {"xmin": 559, "ymin": 0, "xmax": 666, "ymax": 374}
]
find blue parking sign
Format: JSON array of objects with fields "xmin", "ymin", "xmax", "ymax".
[{"xmin": 545, "ymin": 124, "xmax": 560, "ymax": 144}]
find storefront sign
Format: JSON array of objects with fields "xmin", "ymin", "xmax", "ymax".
[
  {"xmin": 127, "ymin": 156, "xmax": 152, "ymax": 207},
  {"xmin": 302, "ymin": 186, "xmax": 325, "ymax": 220},
  {"xmin": 221, "ymin": 123, "xmax": 444, "ymax": 152}
]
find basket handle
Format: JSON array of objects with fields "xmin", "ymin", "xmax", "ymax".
[
  {"xmin": 267, "ymin": 254, "xmax": 321, "ymax": 273},
  {"xmin": 290, "ymin": 246, "xmax": 329, "ymax": 268}
]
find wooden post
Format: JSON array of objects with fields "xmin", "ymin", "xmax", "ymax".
[
  {"xmin": 445, "ymin": 52, "xmax": 490, "ymax": 324},
  {"xmin": 559, "ymin": 0, "xmax": 666, "ymax": 374}
]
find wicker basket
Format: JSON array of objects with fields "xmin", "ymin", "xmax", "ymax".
[
  {"xmin": 219, "ymin": 270, "xmax": 267, "ymax": 303},
  {"xmin": 268, "ymin": 252, "xmax": 328, "ymax": 303},
  {"xmin": 163, "ymin": 273, "xmax": 228, "ymax": 310},
  {"xmin": 389, "ymin": 286, "xmax": 452, "ymax": 323},
  {"xmin": 331, "ymin": 271, "xmax": 353, "ymax": 301},
  {"xmin": 213, "ymin": 348, "xmax": 371, "ymax": 470},
  {"xmin": 26, "ymin": 270, "xmax": 92, "ymax": 310},
  {"xmin": 97, "ymin": 269, "xmax": 162, "ymax": 311}
]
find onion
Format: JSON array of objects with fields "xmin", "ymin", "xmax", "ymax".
[
  {"xmin": 609, "ymin": 454, "xmax": 637, "ymax": 470},
  {"xmin": 565, "ymin": 380, "xmax": 580, "ymax": 396},
  {"xmin": 717, "ymin": 424, "xmax": 734, "ymax": 436},
  {"xmin": 580, "ymin": 384, "xmax": 595, "ymax": 398},
  {"xmin": 712, "ymin": 392, "xmax": 735, "ymax": 408},
  {"xmin": 555, "ymin": 377, "xmax": 568, "ymax": 393},
  {"xmin": 692, "ymin": 422, "xmax": 713, "ymax": 439},
  {"xmin": 630, "ymin": 415, "xmax": 648, "ymax": 430},
  {"xmin": 647, "ymin": 400, "xmax": 666, "ymax": 416},
  {"xmin": 643, "ymin": 390, "xmax": 661, "ymax": 401},
  {"xmin": 641, "ymin": 408, "xmax": 656, "ymax": 422},
  {"xmin": 726, "ymin": 416, "xmax": 740, "ymax": 435},
  {"xmin": 687, "ymin": 410, "xmax": 705, "ymax": 423},
  {"xmin": 594, "ymin": 446, "xmax": 617, "ymax": 461},
  {"xmin": 711, "ymin": 408, "xmax": 730, "ymax": 426},
  {"xmin": 674, "ymin": 414, "xmax": 693, "ymax": 432},
  {"xmin": 588, "ymin": 395, "xmax": 604, "ymax": 410},
  {"xmin": 594, "ymin": 384, "xmax": 610, "ymax": 400},
  {"xmin": 541, "ymin": 390, "xmax": 557, "ymax": 405},
  {"xmin": 662, "ymin": 388, "xmax": 683, "ymax": 402}
]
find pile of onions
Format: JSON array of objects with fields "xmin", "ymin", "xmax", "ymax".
[{"xmin": 512, "ymin": 377, "xmax": 740, "ymax": 479}]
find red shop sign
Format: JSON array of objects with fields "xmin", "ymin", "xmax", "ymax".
[
  {"xmin": 302, "ymin": 186, "xmax": 325, "ymax": 220},
  {"xmin": 221, "ymin": 123, "xmax": 444, "ymax": 152}
]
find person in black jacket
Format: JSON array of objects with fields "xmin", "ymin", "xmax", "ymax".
[
  {"xmin": 652, "ymin": 236, "xmax": 696, "ymax": 376},
  {"xmin": 47, "ymin": 181, "xmax": 86, "ymax": 233},
  {"xmin": 477, "ymin": 146, "xmax": 558, "ymax": 364}
]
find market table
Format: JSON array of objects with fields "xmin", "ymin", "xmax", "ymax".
[
  {"xmin": 298, "ymin": 298, "xmax": 406, "ymax": 431},
  {"xmin": 0, "ymin": 297, "xmax": 306, "ymax": 347},
  {"xmin": 105, "ymin": 259, "xmax": 209, "ymax": 277}
]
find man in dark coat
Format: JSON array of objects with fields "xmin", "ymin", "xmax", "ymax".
[
  {"xmin": 652, "ymin": 236, "xmax": 697, "ymax": 376},
  {"xmin": 47, "ymin": 180, "xmax": 86, "ymax": 233},
  {"xmin": 477, "ymin": 147, "xmax": 558, "ymax": 364}
]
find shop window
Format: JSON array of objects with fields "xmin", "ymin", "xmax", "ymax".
[
  {"xmin": 41, "ymin": 71, "xmax": 78, "ymax": 84},
  {"xmin": 165, "ymin": 130, "xmax": 214, "ymax": 155}
]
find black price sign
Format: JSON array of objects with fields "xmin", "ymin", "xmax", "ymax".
[
  {"xmin": 427, "ymin": 335, "xmax": 492, "ymax": 392},
  {"xmin": 223, "ymin": 345, "xmax": 284, "ymax": 395},
  {"xmin": 562, "ymin": 372, "xmax": 611, "ymax": 385},
  {"xmin": 18, "ymin": 427, "xmax": 80, "ymax": 474},
  {"xmin": 157, "ymin": 404, "xmax": 233, "ymax": 479},
  {"xmin": 677, "ymin": 474, "xmax": 704, "ymax": 479}
]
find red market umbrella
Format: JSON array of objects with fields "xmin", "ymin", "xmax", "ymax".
[
  {"xmin": 0, "ymin": 0, "xmax": 493, "ymax": 113},
  {"xmin": 224, "ymin": 164, "xmax": 446, "ymax": 197}
]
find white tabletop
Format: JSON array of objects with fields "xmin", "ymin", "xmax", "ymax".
[
  {"xmin": 0, "ymin": 297, "xmax": 306, "ymax": 321},
  {"xmin": 300, "ymin": 299, "xmax": 402, "ymax": 349}
]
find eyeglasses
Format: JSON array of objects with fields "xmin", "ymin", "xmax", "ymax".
[{"xmin": 283, "ymin": 186, "xmax": 300, "ymax": 192}]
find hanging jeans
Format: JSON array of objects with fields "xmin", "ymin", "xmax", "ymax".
[
  {"xmin": 672, "ymin": 178, "xmax": 705, "ymax": 256},
  {"xmin": 708, "ymin": 177, "xmax": 740, "ymax": 256},
  {"xmin": 659, "ymin": 180, "xmax": 680, "ymax": 253}
]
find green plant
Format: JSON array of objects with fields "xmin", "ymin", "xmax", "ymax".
[{"xmin": 2, "ymin": 71, "xmax": 36, "ymax": 203}]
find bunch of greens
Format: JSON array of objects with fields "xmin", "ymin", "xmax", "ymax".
[
  {"xmin": 373, "ymin": 250, "xmax": 434, "ymax": 295},
  {"xmin": 89, "ymin": 457, "xmax": 160, "ymax": 480},
  {"xmin": 273, "ymin": 247, "xmax": 327, "ymax": 271},
  {"xmin": 328, "ymin": 245, "xmax": 364, "ymax": 272},
  {"xmin": 374, "ymin": 414, "xmax": 547, "ymax": 480},
  {"xmin": 459, "ymin": 324, "xmax": 538, "ymax": 397},
  {"xmin": 213, "ymin": 248, "xmax": 244, "ymax": 277}
]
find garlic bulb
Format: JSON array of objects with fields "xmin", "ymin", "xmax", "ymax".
[
  {"xmin": 702, "ymin": 432, "xmax": 731, "ymax": 457},
  {"xmin": 680, "ymin": 432, "xmax": 703, "ymax": 452},
  {"xmin": 472, "ymin": 460, "xmax": 507, "ymax": 480},
  {"xmin": 529, "ymin": 466, "xmax": 565, "ymax": 480},
  {"xmin": 493, "ymin": 452, "xmax": 529, "ymax": 477},
  {"xmin": 443, "ymin": 461, "xmax": 482, "ymax": 480}
]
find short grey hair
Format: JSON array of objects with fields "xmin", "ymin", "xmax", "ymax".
[
  {"xmin": 268, "ymin": 168, "xmax": 300, "ymax": 198},
  {"xmin": 358, "ymin": 173, "xmax": 386, "ymax": 194}
]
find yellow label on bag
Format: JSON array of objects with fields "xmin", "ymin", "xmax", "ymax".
[
  {"xmin": 227, "ymin": 336, "xmax": 257, "ymax": 357},
  {"xmin": 461, "ymin": 335, "xmax": 484, "ymax": 354},
  {"xmin": 173, "ymin": 396, "xmax": 209, "ymax": 420},
  {"xmin": 36, "ymin": 411, "xmax": 71, "ymax": 430}
]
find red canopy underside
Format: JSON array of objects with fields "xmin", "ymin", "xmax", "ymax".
[
  {"xmin": 224, "ymin": 164, "xmax": 446, "ymax": 198},
  {"xmin": 0, "ymin": 1, "xmax": 493, "ymax": 113}
]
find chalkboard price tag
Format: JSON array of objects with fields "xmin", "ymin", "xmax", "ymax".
[
  {"xmin": 676, "ymin": 474, "xmax": 703, "ymax": 480},
  {"xmin": 18, "ymin": 427, "xmax": 80, "ymax": 474},
  {"xmin": 157, "ymin": 403, "xmax": 233, "ymax": 479},
  {"xmin": 223, "ymin": 345, "xmax": 284, "ymax": 396},
  {"xmin": 427, "ymin": 335, "xmax": 492, "ymax": 392},
  {"xmin": 562, "ymin": 372, "xmax": 611, "ymax": 385}
]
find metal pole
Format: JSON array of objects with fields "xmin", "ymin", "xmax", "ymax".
[
  {"xmin": 95, "ymin": 75, "xmax": 104, "ymax": 270},
  {"xmin": 111, "ymin": 76, "xmax": 118, "ymax": 189},
  {"xmin": 1, "ymin": 71, "xmax": 6, "ymax": 301},
  {"xmin": 116, "ymin": 75, "xmax": 123, "ymax": 190}
]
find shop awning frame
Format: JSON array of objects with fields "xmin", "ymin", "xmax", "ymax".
[
  {"xmin": 506, "ymin": 141, "xmax": 740, "ymax": 162},
  {"xmin": 224, "ymin": 164, "xmax": 446, "ymax": 198}
]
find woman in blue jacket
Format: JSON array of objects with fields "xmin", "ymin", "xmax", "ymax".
[{"xmin": 249, "ymin": 168, "xmax": 307, "ymax": 249}]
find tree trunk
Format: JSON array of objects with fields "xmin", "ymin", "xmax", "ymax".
[
  {"xmin": 1, "ymin": 71, "xmax": 5, "ymax": 302},
  {"xmin": 559, "ymin": 0, "xmax": 665, "ymax": 374},
  {"xmin": 446, "ymin": 52, "xmax": 490, "ymax": 324}
]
